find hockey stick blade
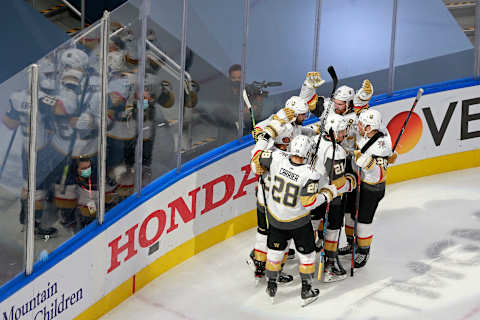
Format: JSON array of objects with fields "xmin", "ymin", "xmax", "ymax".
[
  {"xmin": 242, "ymin": 88, "xmax": 256, "ymax": 129},
  {"xmin": 242, "ymin": 89, "xmax": 253, "ymax": 110},
  {"xmin": 327, "ymin": 66, "xmax": 338, "ymax": 97}
]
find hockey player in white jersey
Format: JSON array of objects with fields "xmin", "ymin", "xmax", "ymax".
[
  {"xmin": 252, "ymin": 95, "xmax": 317, "ymax": 143},
  {"xmin": 299, "ymin": 71, "xmax": 325, "ymax": 117},
  {"xmin": 341, "ymin": 80, "xmax": 374, "ymax": 251},
  {"xmin": 299, "ymin": 71, "xmax": 355, "ymax": 120},
  {"xmin": 249, "ymin": 95, "xmax": 318, "ymax": 266},
  {"xmin": 338, "ymin": 109, "xmax": 397, "ymax": 268},
  {"xmin": 44, "ymin": 48, "xmax": 101, "ymax": 228},
  {"xmin": 342, "ymin": 79, "xmax": 374, "ymax": 155},
  {"xmin": 105, "ymin": 50, "xmax": 137, "ymax": 199},
  {"xmin": 251, "ymin": 127, "xmax": 338, "ymax": 306},
  {"xmin": 247, "ymin": 120, "xmax": 294, "ymax": 283},
  {"xmin": 2, "ymin": 63, "xmax": 59, "ymax": 238},
  {"xmin": 310, "ymin": 114, "xmax": 356, "ymax": 282}
]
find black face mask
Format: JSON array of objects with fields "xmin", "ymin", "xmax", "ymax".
[{"xmin": 230, "ymin": 80, "xmax": 241, "ymax": 90}]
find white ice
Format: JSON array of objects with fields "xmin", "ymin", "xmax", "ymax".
[{"xmin": 102, "ymin": 167, "xmax": 480, "ymax": 320}]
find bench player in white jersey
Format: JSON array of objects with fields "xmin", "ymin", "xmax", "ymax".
[
  {"xmin": 251, "ymin": 130, "xmax": 337, "ymax": 305},
  {"xmin": 338, "ymin": 109, "xmax": 397, "ymax": 268},
  {"xmin": 43, "ymin": 48, "xmax": 102, "ymax": 228},
  {"xmin": 2, "ymin": 62, "xmax": 58, "ymax": 238},
  {"xmin": 247, "ymin": 120, "xmax": 294, "ymax": 282},
  {"xmin": 310, "ymin": 114, "xmax": 357, "ymax": 282}
]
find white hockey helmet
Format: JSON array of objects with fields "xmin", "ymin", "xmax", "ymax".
[
  {"xmin": 39, "ymin": 61, "xmax": 57, "ymax": 91},
  {"xmin": 60, "ymin": 48, "xmax": 89, "ymax": 69},
  {"xmin": 289, "ymin": 135, "xmax": 311, "ymax": 160},
  {"xmin": 358, "ymin": 108, "xmax": 382, "ymax": 132},
  {"xmin": 61, "ymin": 68, "xmax": 84, "ymax": 87},
  {"xmin": 324, "ymin": 113, "xmax": 347, "ymax": 137},
  {"xmin": 285, "ymin": 96, "xmax": 308, "ymax": 116},
  {"xmin": 333, "ymin": 85, "xmax": 355, "ymax": 102},
  {"xmin": 144, "ymin": 73, "xmax": 160, "ymax": 96},
  {"xmin": 108, "ymin": 51, "xmax": 126, "ymax": 73}
]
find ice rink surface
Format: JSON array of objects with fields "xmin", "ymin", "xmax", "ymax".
[{"xmin": 102, "ymin": 167, "xmax": 480, "ymax": 320}]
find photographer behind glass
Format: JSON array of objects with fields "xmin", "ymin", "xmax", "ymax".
[{"xmin": 228, "ymin": 64, "xmax": 281, "ymax": 136}]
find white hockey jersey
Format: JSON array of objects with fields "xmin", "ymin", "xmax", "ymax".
[
  {"xmin": 8, "ymin": 89, "xmax": 51, "ymax": 151},
  {"xmin": 257, "ymin": 149, "xmax": 327, "ymax": 230},
  {"xmin": 354, "ymin": 129, "xmax": 393, "ymax": 185},
  {"xmin": 312, "ymin": 135, "xmax": 351, "ymax": 195},
  {"xmin": 341, "ymin": 111, "xmax": 360, "ymax": 155},
  {"xmin": 50, "ymin": 83, "xmax": 99, "ymax": 158}
]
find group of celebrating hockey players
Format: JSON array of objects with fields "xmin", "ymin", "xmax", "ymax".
[
  {"xmin": 1, "ymin": 24, "xmax": 176, "ymax": 238},
  {"xmin": 248, "ymin": 71, "xmax": 398, "ymax": 306}
]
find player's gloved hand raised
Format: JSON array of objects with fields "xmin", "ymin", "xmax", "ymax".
[
  {"xmin": 305, "ymin": 72, "xmax": 325, "ymax": 89},
  {"xmin": 353, "ymin": 79, "xmax": 373, "ymax": 108},
  {"xmin": 319, "ymin": 184, "xmax": 338, "ymax": 203}
]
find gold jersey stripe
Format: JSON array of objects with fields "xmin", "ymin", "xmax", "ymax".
[
  {"xmin": 332, "ymin": 176, "xmax": 346, "ymax": 189},
  {"xmin": 266, "ymin": 206, "xmax": 311, "ymax": 223},
  {"xmin": 301, "ymin": 194, "xmax": 318, "ymax": 207}
]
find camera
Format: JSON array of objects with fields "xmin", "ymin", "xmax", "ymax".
[{"xmin": 245, "ymin": 81, "xmax": 282, "ymax": 98}]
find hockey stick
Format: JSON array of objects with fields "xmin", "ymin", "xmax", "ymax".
[
  {"xmin": 351, "ymin": 166, "xmax": 361, "ymax": 276},
  {"xmin": 59, "ymin": 71, "xmax": 91, "ymax": 192},
  {"xmin": 392, "ymin": 88, "xmax": 424, "ymax": 152},
  {"xmin": 311, "ymin": 66, "xmax": 338, "ymax": 167},
  {"xmin": 243, "ymin": 89, "xmax": 269, "ymax": 229},
  {"xmin": 350, "ymin": 130, "xmax": 386, "ymax": 276},
  {"xmin": 243, "ymin": 89, "xmax": 256, "ymax": 129},
  {"xmin": 318, "ymin": 127, "xmax": 336, "ymax": 280},
  {"xmin": 0, "ymin": 128, "xmax": 18, "ymax": 179}
]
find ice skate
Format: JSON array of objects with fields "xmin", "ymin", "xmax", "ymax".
[
  {"xmin": 278, "ymin": 271, "xmax": 293, "ymax": 285},
  {"xmin": 323, "ymin": 256, "xmax": 347, "ymax": 282},
  {"xmin": 300, "ymin": 279, "xmax": 319, "ymax": 307},
  {"xmin": 246, "ymin": 250, "xmax": 265, "ymax": 285},
  {"xmin": 354, "ymin": 248, "xmax": 370, "ymax": 269},
  {"xmin": 35, "ymin": 224, "xmax": 58, "ymax": 241},
  {"xmin": 266, "ymin": 278, "xmax": 277, "ymax": 304}
]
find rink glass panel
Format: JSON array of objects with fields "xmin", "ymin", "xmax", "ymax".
[
  {"xmin": 31, "ymin": 24, "xmax": 105, "ymax": 265},
  {"xmin": 143, "ymin": 0, "xmax": 182, "ymax": 182},
  {"xmin": 393, "ymin": 0, "xmax": 475, "ymax": 91},
  {"xmin": 244, "ymin": 0, "xmax": 317, "ymax": 122},
  {"xmin": 178, "ymin": 0, "xmax": 245, "ymax": 163},
  {"xmin": 0, "ymin": 67, "xmax": 31, "ymax": 286}
]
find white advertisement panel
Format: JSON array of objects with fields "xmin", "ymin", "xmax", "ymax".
[
  {"xmin": 1, "ymin": 148, "xmax": 258, "ymax": 319},
  {"xmin": 377, "ymin": 85, "xmax": 480, "ymax": 165}
]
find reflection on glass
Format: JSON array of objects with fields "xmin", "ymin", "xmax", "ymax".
[
  {"xmin": 140, "ymin": 0, "xmax": 182, "ymax": 184},
  {"xmin": 15, "ymin": 24, "xmax": 106, "ymax": 263},
  {"xmin": 0, "ymin": 68, "xmax": 30, "ymax": 285},
  {"xmin": 176, "ymin": 0, "xmax": 244, "ymax": 163}
]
